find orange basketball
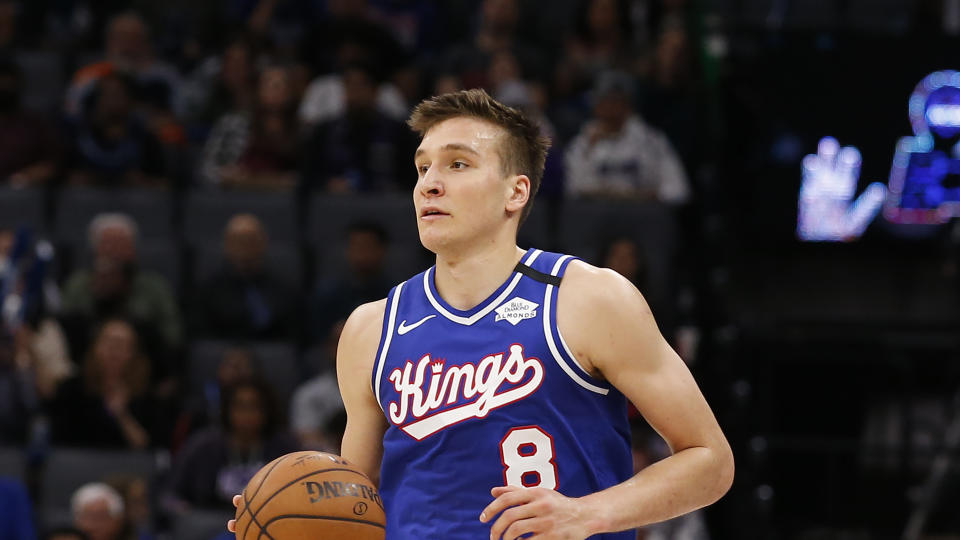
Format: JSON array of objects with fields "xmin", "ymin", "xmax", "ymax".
[{"xmin": 234, "ymin": 451, "xmax": 386, "ymax": 540}]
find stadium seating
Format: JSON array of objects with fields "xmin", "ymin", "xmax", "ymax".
[
  {"xmin": 0, "ymin": 187, "xmax": 45, "ymax": 233},
  {"xmin": 15, "ymin": 51, "xmax": 64, "ymax": 114},
  {"xmin": 39, "ymin": 448, "xmax": 158, "ymax": 528},
  {"xmin": 307, "ymin": 193, "xmax": 431, "ymax": 281},
  {"xmin": 171, "ymin": 509, "xmax": 236, "ymax": 540},
  {"xmin": 52, "ymin": 187, "xmax": 175, "ymax": 265},
  {"xmin": 182, "ymin": 190, "xmax": 300, "ymax": 248},
  {"xmin": 0, "ymin": 447, "xmax": 25, "ymax": 483},
  {"xmin": 187, "ymin": 340, "xmax": 301, "ymax": 406},
  {"xmin": 192, "ymin": 243, "xmax": 303, "ymax": 290}
]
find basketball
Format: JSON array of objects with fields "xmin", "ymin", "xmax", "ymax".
[{"xmin": 233, "ymin": 451, "xmax": 386, "ymax": 540}]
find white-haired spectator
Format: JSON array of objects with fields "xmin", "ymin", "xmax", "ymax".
[
  {"xmin": 71, "ymin": 483, "xmax": 125, "ymax": 540},
  {"xmin": 60, "ymin": 213, "xmax": 182, "ymax": 390},
  {"xmin": 87, "ymin": 213, "xmax": 139, "ymax": 265}
]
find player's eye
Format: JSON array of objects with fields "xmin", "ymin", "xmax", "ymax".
[
  {"xmin": 417, "ymin": 163, "xmax": 430, "ymax": 175},
  {"xmin": 451, "ymin": 161, "xmax": 468, "ymax": 169}
]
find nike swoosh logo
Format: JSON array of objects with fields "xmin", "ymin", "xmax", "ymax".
[{"xmin": 397, "ymin": 315, "xmax": 436, "ymax": 335}]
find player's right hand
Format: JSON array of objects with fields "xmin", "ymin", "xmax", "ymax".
[{"xmin": 227, "ymin": 494, "xmax": 241, "ymax": 533}]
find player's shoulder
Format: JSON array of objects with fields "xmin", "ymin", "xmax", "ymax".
[
  {"xmin": 341, "ymin": 299, "xmax": 388, "ymax": 343},
  {"xmin": 338, "ymin": 298, "xmax": 388, "ymax": 374},
  {"xmin": 563, "ymin": 259, "xmax": 639, "ymax": 300},
  {"xmin": 559, "ymin": 259, "xmax": 651, "ymax": 318}
]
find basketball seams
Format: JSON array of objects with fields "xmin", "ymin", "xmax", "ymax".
[
  {"xmin": 236, "ymin": 452, "xmax": 383, "ymax": 540},
  {"xmin": 261, "ymin": 514, "xmax": 387, "ymax": 529},
  {"xmin": 239, "ymin": 454, "xmax": 296, "ymax": 540},
  {"xmin": 250, "ymin": 454, "xmax": 294, "ymax": 501},
  {"xmin": 243, "ymin": 488, "xmax": 276, "ymax": 540}
]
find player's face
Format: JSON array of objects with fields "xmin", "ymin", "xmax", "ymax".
[{"xmin": 413, "ymin": 117, "xmax": 518, "ymax": 252}]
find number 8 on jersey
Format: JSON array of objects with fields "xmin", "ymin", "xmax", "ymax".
[{"xmin": 500, "ymin": 426, "xmax": 558, "ymax": 489}]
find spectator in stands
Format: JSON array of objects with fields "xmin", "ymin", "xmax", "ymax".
[
  {"xmin": 0, "ymin": 475, "xmax": 35, "ymax": 540},
  {"xmin": 61, "ymin": 213, "xmax": 182, "ymax": 366},
  {"xmin": 565, "ymin": 70, "xmax": 689, "ymax": 203},
  {"xmin": 192, "ymin": 214, "xmax": 297, "ymax": 340},
  {"xmin": 637, "ymin": 19, "xmax": 704, "ymax": 172},
  {"xmin": 0, "ymin": 1, "xmax": 17, "ymax": 53},
  {"xmin": 11, "ymin": 303, "xmax": 74, "ymax": 401},
  {"xmin": 199, "ymin": 66, "xmax": 299, "ymax": 190},
  {"xmin": 172, "ymin": 346, "xmax": 256, "ymax": 450},
  {"xmin": 0, "ymin": 309, "xmax": 36, "ymax": 446},
  {"xmin": 485, "ymin": 55, "xmax": 565, "ymax": 198},
  {"xmin": 301, "ymin": 63, "xmax": 416, "ymax": 192},
  {"xmin": 432, "ymin": 72, "xmax": 464, "ymax": 96},
  {"xmin": 599, "ymin": 235, "xmax": 649, "ymax": 292},
  {"xmin": 441, "ymin": 0, "xmax": 545, "ymax": 89},
  {"xmin": 309, "ymin": 221, "xmax": 392, "ymax": 341},
  {"xmin": 164, "ymin": 379, "xmax": 298, "ymax": 512},
  {"xmin": 63, "ymin": 72, "xmax": 168, "ymax": 187},
  {"xmin": 290, "ymin": 320, "xmax": 345, "ymax": 451},
  {"xmin": 298, "ymin": 61, "xmax": 408, "ymax": 127},
  {"xmin": 0, "ymin": 58, "xmax": 61, "ymax": 186},
  {"xmin": 299, "ymin": 0, "xmax": 405, "ymax": 84},
  {"xmin": 49, "ymin": 318, "xmax": 156, "ymax": 449},
  {"xmin": 42, "ymin": 527, "xmax": 91, "ymax": 540},
  {"xmin": 563, "ymin": 0, "xmax": 641, "ymax": 85},
  {"xmin": 0, "ymin": 228, "xmax": 71, "ymax": 442},
  {"xmin": 64, "ymin": 12, "xmax": 180, "ymax": 119},
  {"xmin": 70, "ymin": 483, "xmax": 126, "ymax": 540},
  {"xmin": 0, "ymin": 315, "xmax": 71, "ymax": 441},
  {"xmin": 0, "ymin": 227, "xmax": 73, "ymax": 400},
  {"xmin": 181, "ymin": 37, "xmax": 258, "ymax": 137},
  {"xmin": 106, "ymin": 475, "xmax": 155, "ymax": 540}
]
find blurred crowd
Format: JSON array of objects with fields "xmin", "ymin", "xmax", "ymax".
[
  {"xmin": 0, "ymin": 1, "xmax": 717, "ymax": 539},
  {"xmin": 0, "ymin": 0, "xmax": 711, "ymax": 198}
]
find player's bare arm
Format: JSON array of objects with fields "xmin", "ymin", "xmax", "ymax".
[
  {"xmin": 227, "ymin": 299, "xmax": 388, "ymax": 535},
  {"xmin": 337, "ymin": 299, "xmax": 389, "ymax": 485},
  {"xmin": 482, "ymin": 260, "xmax": 734, "ymax": 539}
]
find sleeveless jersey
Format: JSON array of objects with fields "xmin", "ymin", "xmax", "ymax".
[{"xmin": 372, "ymin": 248, "xmax": 634, "ymax": 539}]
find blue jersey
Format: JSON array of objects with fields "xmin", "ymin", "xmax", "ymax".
[{"xmin": 372, "ymin": 248, "xmax": 634, "ymax": 539}]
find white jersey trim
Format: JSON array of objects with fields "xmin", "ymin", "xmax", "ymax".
[
  {"xmin": 423, "ymin": 249, "xmax": 544, "ymax": 325},
  {"xmin": 543, "ymin": 255, "xmax": 609, "ymax": 395},
  {"xmin": 374, "ymin": 281, "xmax": 404, "ymax": 412}
]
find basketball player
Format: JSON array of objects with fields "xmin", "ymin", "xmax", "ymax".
[{"xmin": 230, "ymin": 89, "xmax": 734, "ymax": 539}]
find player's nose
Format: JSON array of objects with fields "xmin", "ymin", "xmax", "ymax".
[{"xmin": 419, "ymin": 167, "xmax": 444, "ymax": 197}]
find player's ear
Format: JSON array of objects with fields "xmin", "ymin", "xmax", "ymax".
[{"xmin": 506, "ymin": 174, "xmax": 530, "ymax": 213}]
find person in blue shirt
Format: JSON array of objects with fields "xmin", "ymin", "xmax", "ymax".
[{"xmin": 0, "ymin": 478, "xmax": 36, "ymax": 540}]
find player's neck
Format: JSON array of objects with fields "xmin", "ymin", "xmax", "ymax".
[{"xmin": 433, "ymin": 241, "xmax": 526, "ymax": 311}]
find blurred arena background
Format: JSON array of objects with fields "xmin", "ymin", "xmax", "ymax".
[{"xmin": 0, "ymin": 0, "xmax": 959, "ymax": 539}]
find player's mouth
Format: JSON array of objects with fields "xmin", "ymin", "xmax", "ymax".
[{"xmin": 420, "ymin": 206, "xmax": 449, "ymax": 221}]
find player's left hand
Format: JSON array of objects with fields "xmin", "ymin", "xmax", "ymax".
[{"xmin": 480, "ymin": 485, "xmax": 594, "ymax": 540}]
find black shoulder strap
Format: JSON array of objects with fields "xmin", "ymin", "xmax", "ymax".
[{"xmin": 513, "ymin": 262, "xmax": 562, "ymax": 286}]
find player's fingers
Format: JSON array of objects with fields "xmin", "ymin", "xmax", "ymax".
[
  {"xmin": 480, "ymin": 488, "xmax": 534, "ymax": 523},
  {"xmin": 491, "ymin": 485, "xmax": 521, "ymax": 497},
  {"xmin": 501, "ymin": 517, "xmax": 543, "ymax": 540},
  {"xmin": 489, "ymin": 504, "xmax": 539, "ymax": 540},
  {"xmin": 227, "ymin": 519, "xmax": 236, "ymax": 533},
  {"xmin": 233, "ymin": 494, "xmax": 241, "ymax": 508}
]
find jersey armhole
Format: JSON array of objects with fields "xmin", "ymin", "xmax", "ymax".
[
  {"xmin": 371, "ymin": 281, "xmax": 404, "ymax": 412},
  {"xmin": 543, "ymin": 255, "xmax": 610, "ymax": 395}
]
